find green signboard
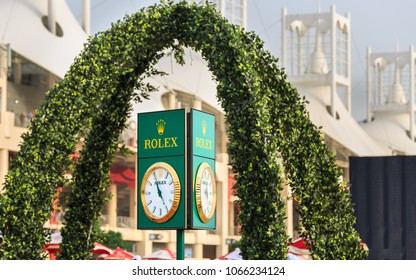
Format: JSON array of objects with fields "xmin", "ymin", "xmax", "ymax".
[
  {"xmin": 188, "ymin": 109, "xmax": 216, "ymax": 229},
  {"xmin": 137, "ymin": 108, "xmax": 216, "ymax": 230},
  {"xmin": 138, "ymin": 109, "xmax": 185, "ymax": 158},
  {"xmin": 137, "ymin": 109, "xmax": 186, "ymax": 229},
  {"xmin": 191, "ymin": 109, "xmax": 215, "ymax": 158}
]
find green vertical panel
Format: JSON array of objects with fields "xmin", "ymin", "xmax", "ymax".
[
  {"xmin": 189, "ymin": 109, "xmax": 216, "ymax": 229},
  {"xmin": 191, "ymin": 157, "xmax": 216, "ymax": 229},
  {"xmin": 137, "ymin": 109, "xmax": 186, "ymax": 229},
  {"xmin": 191, "ymin": 109, "xmax": 215, "ymax": 159}
]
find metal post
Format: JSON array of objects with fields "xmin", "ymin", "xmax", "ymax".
[
  {"xmin": 82, "ymin": 0, "xmax": 91, "ymax": 35},
  {"xmin": 346, "ymin": 12, "xmax": 352, "ymax": 113},
  {"xmin": 410, "ymin": 45, "xmax": 415, "ymax": 140},
  {"xmin": 48, "ymin": 0, "xmax": 56, "ymax": 35},
  {"xmin": 330, "ymin": 5, "xmax": 336, "ymax": 118},
  {"xmin": 281, "ymin": 8, "xmax": 287, "ymax": 70},
  {"xmin": 367, "ymin": 47, "xmax": 372, "ymax": 123},
  {"xmin": 176, "ymin": 229, "xmax": 185, "ymax": 260}
]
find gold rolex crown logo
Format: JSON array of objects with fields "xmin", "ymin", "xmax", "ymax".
[
  {"xmin": 202, "ymin": 120, "xmax": 207, "ymax": 136},
  {"xmin": 157, "ymin": 169, "xmax": 163, "ymax": 178},
  {"xmin": 156, "ymin": 119, "xmax": 166, "ymax": 135}
]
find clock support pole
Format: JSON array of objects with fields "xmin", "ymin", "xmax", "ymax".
[{"xmin": 177, "ymin": 229, "xmax": 185, "ymax": 260}]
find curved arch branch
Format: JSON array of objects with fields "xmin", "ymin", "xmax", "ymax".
[{"xmin": 0, "ymin": 1, "xmax": 366, "ymax": 260}]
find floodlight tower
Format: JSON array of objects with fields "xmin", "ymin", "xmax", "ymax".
[
  {"xmin": 282, "ymin": 5, "xmax": 351, "ymax": 117},
  {"xmin": 280, "ymin": 5, "xmax": 392, "ymax": 237},
  {"xmin": 366, "ymin": 46, "xmax": 416, "ymax": 143}
]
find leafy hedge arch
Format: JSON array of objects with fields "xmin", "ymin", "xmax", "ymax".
[{"xmin": 0, "ymin": 1, "xmax": 367, "ymax": 260}]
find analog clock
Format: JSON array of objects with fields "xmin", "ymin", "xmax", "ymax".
[
  {"xmin": 195, "ymin": 162, "xmax": 216, "ymax": 223},
  {"xmin": 140, "ymin": 162, "xmax": 181, "ymax": 223}
]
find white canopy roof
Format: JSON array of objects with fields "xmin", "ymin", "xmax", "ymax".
[
  {"xmin": 360, "ymin": 112, "xmax": 416, "ymax": 155},
  {"xmin": 0, "ymin": 0, "xmax": 87, "ymax": 78},
  {"xmin": 297, "ymin": 84, "xmax": 391, "ymax": 156}
]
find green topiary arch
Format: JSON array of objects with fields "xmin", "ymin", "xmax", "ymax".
[{"xmin": 0, "ymin": 1, "xmax": 366, "ymax": 260}]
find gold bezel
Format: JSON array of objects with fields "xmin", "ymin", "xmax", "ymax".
[
  {"xmin": 195, "ymin": 162, "xmax": 216, "ymax": 223},
  {"xmin": 140, "ymin": 162, "xmax": 181, "ymax": 223}
]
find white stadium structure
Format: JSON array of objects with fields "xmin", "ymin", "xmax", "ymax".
[{"xmin": 0, "ymin": 0, "xmax": 414, "ymax": 259}]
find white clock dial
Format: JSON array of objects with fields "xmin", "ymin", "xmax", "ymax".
[
  {"xmin": 195, "ymin": 162, "xmax": 216, "ymax": 223},
  {"xmin": 200, "ymin": 168, "xmax": 213, "ymax": 216},
  {"xmin": 141, "ymin": 162, "xmax": 180, "ymax": 223}
]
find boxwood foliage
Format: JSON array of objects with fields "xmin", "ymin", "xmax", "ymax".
[{"xmin": 0, "ymin": 1, "xmax": 366, "ymax": 259}]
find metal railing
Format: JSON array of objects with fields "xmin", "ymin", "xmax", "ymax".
[{"xmin": 50, "ymin": 214, "xmax": 135, "ymax": 229}]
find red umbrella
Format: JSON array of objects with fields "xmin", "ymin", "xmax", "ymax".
[
  {"xmin": 97, "ymin": 254, "xmax": 109, "ymax": 260},
  {"xmin": 92, "ymin": 242, "xmax": 113, "ymax": 255},
  {"xmin": 288, "ymin": 238, "xmax": 311, "ymax": 255},
  {"xmin": 44, "ymin": 242, "xmax": 113, "ymax": 254},
  {"xmin": 287, "ymin": 238, "xmax": 312, "ymax": 260},
  {"xmin": 142, "ymin": 248, "xmax": 176, "ymax": 260},
  {"xmin": 217, "ymin": 248, "xmax": 243, "ymax": 260},
  {"xmin": 44, "ymin": 231, "xmax": 63, "ymax": 255},
  {"xmin": 104, "ymin": 247, "xmax": 135, "ymax": 260},
  {"xmin": 44, "ymin": 243, "xmax": 60, "ymax": 258},
  {"xmin": 44, "ymin": 231, "xmax": 113, "ymax": 259}
]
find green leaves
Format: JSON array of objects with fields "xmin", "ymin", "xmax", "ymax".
[{"xmin": 0, "ymin": 0, "xmax": 366, "ymax": 260}]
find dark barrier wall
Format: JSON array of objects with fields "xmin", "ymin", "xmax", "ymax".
[{"xmin": 350, "ymin": 156, "xmax": 416, "ymax": 260}]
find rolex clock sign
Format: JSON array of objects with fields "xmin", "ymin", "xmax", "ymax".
[
  {"xmin": 189, "ymin": 109, "xmax": 216, "ymax": 229},
  {"xmin": 137, "ymin": 109, "xmax": 186, "ymax": 229}
]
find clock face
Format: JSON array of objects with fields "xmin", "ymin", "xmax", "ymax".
[
  {"xmin": 195, "ymin": 162, "xmax": 216, "ymax": 223},
  {"xmin": 140, "ymin": 162, "xmax": 181, "ymax": 223}
]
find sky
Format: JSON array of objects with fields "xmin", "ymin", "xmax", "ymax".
[{"xmin": 67, "ymin": 0, "xmax": 416, "ymax": 121}]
